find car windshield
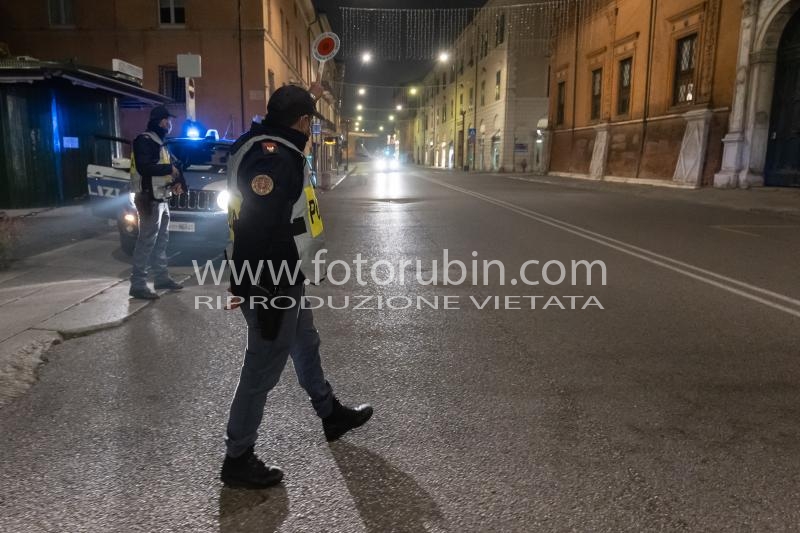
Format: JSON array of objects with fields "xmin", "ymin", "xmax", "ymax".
[{"xmin": 167, "ymin": 140, "xmax": 230, "ymax": 172}]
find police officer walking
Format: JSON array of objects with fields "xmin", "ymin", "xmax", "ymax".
[
  {"xmin": 129, "ymin": 105, "xmax": 187, "ymax": 300},
  {"xmin": 221, "ymin": 84, "xmax": 372, "ymax": 489}
]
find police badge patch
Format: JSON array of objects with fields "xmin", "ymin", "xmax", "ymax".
[{"xmin": 251, "ymin": 175, "xmax": 274, "ymax": 196}]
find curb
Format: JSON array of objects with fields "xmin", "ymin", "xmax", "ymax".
[
  {"xmin": 0, "ymin": 273, "xmax": 191, "ymax": 408},
  {"xmin": 323, "ymin": 165, "xmax": 359, "ymax": 192}
]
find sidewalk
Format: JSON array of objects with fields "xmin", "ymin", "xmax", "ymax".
[
  {"xmin": 0, "ymin": 165, "xmax": 359, "ymax": 408},
  {"xmin": 0, "ymin": 231, "xmax": 185, "ymax": 408}
]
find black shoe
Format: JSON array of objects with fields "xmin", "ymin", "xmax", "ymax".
[
  {"xmin": 154, "ymin": 278, "xmax": 184, "ymax": 291},
  {"xmin": 129, "ymin": 286, "xmax": 159, "ymax": 300},
  {"xmin": 322, "ymin": 398, "xmax": 373, "ymax": 442},
  {"xmin": 220, "ymin": 447, "xmax": 284, "ymax": 489}
]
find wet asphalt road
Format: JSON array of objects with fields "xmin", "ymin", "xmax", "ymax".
[{"xmin": 2, "ymin": 166, "xmax": 800, "ymax": 532}]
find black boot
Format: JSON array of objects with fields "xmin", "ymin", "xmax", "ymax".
[
  {"xmin": 220, "ymin": 446, "xmax": 284, "ymax": 489},
  {"xmin": 322, "ymin": 398, "xmax": 373, "ymax": 442}
]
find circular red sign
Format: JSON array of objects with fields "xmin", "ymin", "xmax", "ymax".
[{"xmin": 317, "ymin": 37, "xmax": 336, "ymax": 56}]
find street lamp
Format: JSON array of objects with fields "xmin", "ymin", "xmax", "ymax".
[
  {"xmin": 356, "ymin": 104, "xmax": 363, "ymax": 111},
  {"xmin": 358, "ymin": 87, "xmax": 366, "ymax": 96},
  {"xmin": 439, "ymin": 52, "xmax": 450, "ymax": 63},
  {"xmin": 409, "ymin": 87, "xmax": 418, "ymax": 95},
  {"xmin": 460, "ymin": 109, "xmax": 467, "ymax": 171},
  {"xmin": 344, "ymin": 118, "xmax": 351, "ymax": 171},
  {"xmin": 396, "ymin": 104, "xmax": 403, "ymax": 111},
  {"xmin": 357, "ymin": 115, "xmax": 363, "ymax": 122},
  {"xmin": 379, "ymin": 125, "xmax": 384, "ymax": 131},
  {"xmin": 389, "ymin": 115, "xmax": 395, "ymax": 121},
  {"xmin": 361, "ymin": 52, "xmax": 372, "ymax": 64}
]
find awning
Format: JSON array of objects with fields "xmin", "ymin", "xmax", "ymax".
[{"xmin": 0, "ymin": 59, "xmax": 170, "ymax": 108}]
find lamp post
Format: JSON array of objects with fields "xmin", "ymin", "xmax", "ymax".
[
  {"xmin": 460, "ymin": 109, "xmax": 467, "ymax": 170},
  {"xmin": 344, "ymin": 118, "xmax": 350, "ymax": 171}
]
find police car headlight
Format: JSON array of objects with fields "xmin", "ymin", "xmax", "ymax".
[{"xmin": 216, "ymin": 190, "xmax": 230, "ymax": 211}]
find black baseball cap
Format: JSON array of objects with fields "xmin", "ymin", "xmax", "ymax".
[
  {"xmin": 149, "ymin": 105, "xmax": 176, "ymax": 122},
  {"xmin": 267, "ymin": 85, "xmax": 324, "ymax": 123}
]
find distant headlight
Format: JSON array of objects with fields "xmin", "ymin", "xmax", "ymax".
[
  {"xmin": 389, "ymin": 159, "xmax": 400, "ymax": 170},
  {"xmin": 216, "ymin": 190, "xmax": 230, "ymax": 211},
  {"xmin": 375, "ymin": 158, "xmax": 388, "ymax": 171}
]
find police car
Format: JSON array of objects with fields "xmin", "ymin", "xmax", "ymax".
[{"xmin": 87, "ymin": 132, "xmax": 231, "ymax": 254}]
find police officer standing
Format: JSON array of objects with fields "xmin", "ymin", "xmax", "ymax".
[
  {"xmin": 221, "ymin": 84, "xmax": 373, "ymax": 489},
  {"xmin": 129, "ymin": 105, "xmax": 187, "ymax": 300}
]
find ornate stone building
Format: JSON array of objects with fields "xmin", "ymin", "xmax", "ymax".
[
  {"xmin": 715, "ymin": 0, "xmax": 800, "ymax": 188},
  {"xmin": 548, "ymin": 0, "xmax": 743, "ymax": 188}
]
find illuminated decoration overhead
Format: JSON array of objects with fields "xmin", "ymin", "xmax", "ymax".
[{"xmin": 340, "ymin": 2, "xmax": 604, "ymax": 59}]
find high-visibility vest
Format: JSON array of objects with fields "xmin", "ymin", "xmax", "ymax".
[
  {"xmin": 131, "ymin": 131, "xmax": 174, "ymax": 200},
  {"xmin": 227, "ymin": 134, "xmax": 325, "ymax": 284}
]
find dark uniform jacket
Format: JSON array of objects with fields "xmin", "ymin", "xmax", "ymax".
[
  {"xmin": 132, "ymin": 122, "xmax": 187, "ymax": 200},
  {"xmin": 229, "ymin": 119, "xmax": 310, "ymax": 294}
]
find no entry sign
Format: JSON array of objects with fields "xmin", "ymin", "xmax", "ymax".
[{"xmin": 312, "ymin": 32, "xmax": 340, "ymax": 63}]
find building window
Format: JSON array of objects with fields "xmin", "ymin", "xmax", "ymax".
[
  {"xmin": 481, "ymin": 80, "xmax": 486, "ymax": 106},
  {"xmin": 49, "ymin": 0, "xmax": 74, "ymax": 26},
  {"xmin": 469, "ymin": 45, "xmax": 474, "ymax": 66},
  {"xmin": 159, "ymin": 0, "xmax": 185, "ymax": 25},
  {"xmin": 673, "ymin": 34, "xmax": 697, "ymax": 104},
  {"xmin": 281, "ymin": 10, "xmax": 288, "ymax": 51},
  {"xmin": 468, "ymin": 87, "xmax": 474, "ymax": 108},
  {"xmin": 450, "ymin": 65, "xmax": 455, "ymax": 84},
  {"xmin": 590, "ymin": 68, "xmax": 602, "ymax": 120},
  {"xmin": 443, "ymin": 99, "xmax": 447, "ymax": 121},
  {"xmin": 481, "ymin": 32, "xmax": 489, "ymax": 58},
  {"xmin": 495, "ymin": 70, "xmax": 501, "ymax": 101},
  {"xmin": 459, "ymin": 93, "xmax": 463, "ymax": 113},
  {"xmin": 495, "ymin": 12, "xmax": 505, "ymax": 46},
  {"xmin": 556, "ymin": 82, "xmax": 566, "ymax": 126},
  {"xmin": 617, "ymin": 57, "xmax": 632, "ymax": 115},
  {"xmin": 159, "ymin": 66, "xmax": 185, "ymax": 102}
]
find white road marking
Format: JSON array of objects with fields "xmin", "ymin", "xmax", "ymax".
[
  {"xmin": 417, "ymin": 174, "xmax": 800, "ymax": 319},
  {"xmin": 712, "ymin": 224, "xmax": 799, "ymax": 237}
]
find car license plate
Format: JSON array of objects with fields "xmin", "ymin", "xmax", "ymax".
[{"xmin": 169, "ymin": 221, "xmax": 196, "ymax": 232}]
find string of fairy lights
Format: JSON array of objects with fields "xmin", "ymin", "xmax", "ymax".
[
  {"xmin": 338, "ymin": 1, "xmax": 608, "ymax": 132},
  {"xmin": 340, "ymin": 0, "xmax": 607, "ymax": 61}
]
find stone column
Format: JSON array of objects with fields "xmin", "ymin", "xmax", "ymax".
[
  {"xmin": 673, "ymin": 108, "xmax": 714, "ymax": 187},
  {"xmin": 714, "ymin": 0, "xmax": 759, "ymax": 188},
  {"xmin": 740, "ymin": 52, "xmax": 777, "ymax": 188},
  {"xmin": 589, "ymin": 122, "xmax": 610, "ymax": 180}
]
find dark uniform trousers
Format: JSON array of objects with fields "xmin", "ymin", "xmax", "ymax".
[{"xmin": 225, "ymin": 284, "xmax": 334, "ymax": 457}]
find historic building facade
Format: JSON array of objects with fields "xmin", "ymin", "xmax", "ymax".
[
  {"xmin": 715, "ymin": 0, "xmax": 800, "ymax": 188},
  {"xmin": 413, "ymin": 0, "xmax": 551, "ymax": 173},
  {"xmin": 0, "ymin": 0, "xmax": 341, "ymax": 142},
  {"xmin": 548, "ymin": 0, "xmax": 743, "ymax": 188}
]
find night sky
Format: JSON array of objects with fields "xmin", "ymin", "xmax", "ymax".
[{"xmin": 312, "ymin": 0, "xmax": 488, "ymax": 127}]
